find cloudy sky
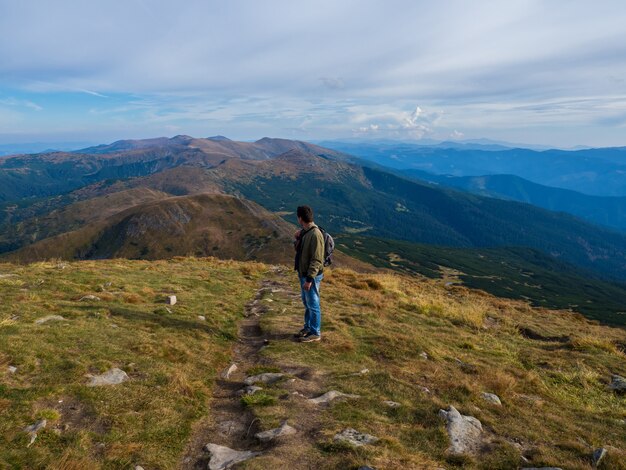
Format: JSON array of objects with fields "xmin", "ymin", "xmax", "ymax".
[{"xmin": 1, "ymin": 0, "xmax": 626, "ymax": 147}]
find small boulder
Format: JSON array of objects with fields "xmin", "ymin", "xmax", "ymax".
[
  {"xmin": 308, "ymin": 390, "xmax": 360, "ymax": 405},
  {"xmin": 255, "ymin": 421, "xmax": 297, "ymax": 442},
  {"xmin": 334, "ymin": 428, "xmax": 379, "ymax": 447},
  {"xmin": 383, "ymin": 400, "xmax": 401, "ymax": 408},
  {"xmin": 481, "ymin": 392, "xmax": 502, "ymax": 406},
  {"xmin": 244, "ymin": 373, "xmax": 284, "ymax": 385},
  {"xmin": 204, "ymin": 443, "xmax": 260, "ymax": 470},
  {"xmin": 166, "ymin": 295, "xmax": 177, "ymax": 306},
  {"xmin": 419, "ymin": 351, "xmax": 429, "ymax": 360},
  {"xmin": 24, "ymin": 419, "xmax": 46, "ymax": 447},
  {"xmin": 8, "ymin": 365, "xmax": 17, "ymax": 374},
  {"xmin": 79, "ymin": 295, "xmax": 101, "ymax": 302},
  {"xmin": 609, "ymin": 374, "xmax": 626, "ymax": 393},
  {"xmin": 237, "ymin": 385, "xmax": 263, "ymax": 396},
  {"xmin": 87, "ymin": 368, "xmax": 129, "ymax": 387},
  {"xmin": 198, "ymin": 315, "xmax": 206, "ymax": 321},
  {"xmin": 592, "ymin": 447, "xmax": 607, "ymax": 467},
  {"xmin": 521, "ymin": 468, "xmax": 563, "ymax": 470},
  {"xmin": 35, "ymin": 315, "xmax": 66, "ymax": 325},
  {"xmin": 438, "ymin": 405, "xmax": 483, "ymax": 455},
  {"xmin": 221, "ymin": 363, "xmax": 237, "ymax": 379}
]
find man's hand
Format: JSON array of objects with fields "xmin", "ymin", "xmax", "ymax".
[
  {"xmin": 294, "ymin": 229, "xmax": 302, "ymax": 239},
  {"xmin": 303, "ymin": 281, "xmax": 313, "ymax": 291}
]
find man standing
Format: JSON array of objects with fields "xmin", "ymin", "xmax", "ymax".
[{"xmin": 293, "ymin": 205, "xmax": 325, "ymax": 342}]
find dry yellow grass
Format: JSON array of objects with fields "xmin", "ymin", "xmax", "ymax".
[{"xmin": 257, "ymin": 266, "xmax": 626, "ymax": 469}]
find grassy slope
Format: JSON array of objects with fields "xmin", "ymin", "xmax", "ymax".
[
  {"xmin": 0, "ymin": 257, "xmax": 263, "ymax": 469},
  {"xmin": 3, "ymin": 194, "xmax": 295, "ymax": 265},
  {"xmin": 253, "ymin": 268, "xmax": 626, "ymax": 469},
  {"xmin": 335, "ymin": 234, "xmax": 626, "ymax": 326},
  {"xmin": 2, "ymin": 259, "xmax": 624, "ymax": 469}
]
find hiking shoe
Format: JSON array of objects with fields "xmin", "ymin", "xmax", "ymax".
[
  {"xmin": 299, "ymin": 333, "xmax": 321, "ymax": 343},
  {"xmin": 294, "ymin": 328, "xmax": 310, "ymax": 338}
]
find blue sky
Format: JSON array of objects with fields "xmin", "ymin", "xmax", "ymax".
[{"xmin": 1, "ymin": 0, "xmax": 626, "ymax": 147}]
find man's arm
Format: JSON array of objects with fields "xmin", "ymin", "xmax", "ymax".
[{"xmin": 305, "ymin": 230, "xmax": 324, "ymax": 282}]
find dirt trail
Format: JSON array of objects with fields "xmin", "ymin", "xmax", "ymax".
[{"xmin": 180, "ymin": 269, "xmax": 324, "ymax": 469}]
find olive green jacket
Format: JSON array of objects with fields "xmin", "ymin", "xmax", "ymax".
[{"xmin": 297, "ymin": 224, "xmax": 325, "ymax": 281}]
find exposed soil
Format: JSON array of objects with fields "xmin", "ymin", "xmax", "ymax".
[{"xmin": 179, "ymin": 271, "xmax": 326, "ymax": 469}]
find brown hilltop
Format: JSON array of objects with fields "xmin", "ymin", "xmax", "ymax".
[
  {"xmin": 6, "ymin": 194, "xmax": 294, "ymax": 264},
  {"xmin": 5, "ymin": 192, "xmax": 368, "ymax": 270}
]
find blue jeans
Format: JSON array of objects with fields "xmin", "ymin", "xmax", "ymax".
[{"xmin": 300, "ymin": 274, "xmax": 323, "ymax": 336}]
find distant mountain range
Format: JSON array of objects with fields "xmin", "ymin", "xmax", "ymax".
[
  {"xmin": 401, "ymin": 170, "xmax": 626, "ymax": 234},
  {"xmin": 2, "ymin": 135, "xmax": 626, "ymax": 324},
  {"xmin": 319, "ymin": 141, "xmax": 626, "ymax": 197}
]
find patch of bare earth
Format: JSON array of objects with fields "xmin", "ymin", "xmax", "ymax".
[{"xmin": 179, "ymin": 272, "xmax": 326, "ymax": 469}]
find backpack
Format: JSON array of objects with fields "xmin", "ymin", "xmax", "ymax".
[{"xmin": 317, "ymin": 226, "xmax": 335, "ymax": 267}]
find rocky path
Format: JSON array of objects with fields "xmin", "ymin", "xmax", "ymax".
[
  {"xmin": 180, "ymin": 270, "xmax": 322, "ymax": 469},
  {"xmin": 179, "ymin": 276, "xmax": 278, "ymax": 468},
  {"xmin": 179, "ymin": 268, "xmax": 382, "ymax": 470}
]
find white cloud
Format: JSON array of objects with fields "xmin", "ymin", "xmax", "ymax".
[
  {"xmin": 450, "ymin": 130, "xmax": 464, "ymax": 139},
  {"xmin": 0, "ymin": 97, "xmax": 42, "ymax": 111},
  {"xmin": 1, "ymin": 1, "xmax": 626, "ymax": 146}
]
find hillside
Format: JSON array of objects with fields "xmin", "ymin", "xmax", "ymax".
[
  {"xmin": 4, "ymin": 136, "xmax": 626, "ymax": 327},
  {"xmin": 3, "ymin": 194, "xmax": 295, "ymax": 265},
  {"xmin": 0, "ymin": 258, "xmax": 625, "ymax": 469},
  {"xmin": 401, "ymin": 171, "xmax": 626, "ymax": 233},
  {"xmin": 206, "ymin": 154, "xmax": 626, "ymax": 281},
  {"xmin": 336, "ymin": 234, "xmax": 626, "ymax": 326},
  {"xmin": 4, "ymin": 139, "xmax": 626, "ymax": 284}
]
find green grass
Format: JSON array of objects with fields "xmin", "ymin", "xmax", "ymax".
[
  {"xmin": 252, "ymin": 267, "xmax": 626, "ymax": 469},
  {"xmin": 337, "ymin": 234, "xmax": 626, "ymax": 326},
  {"xmin": 0, "ymin": 257, "xmax": 264, "ymax": 469},
  {"xmin": 241, "ymin": 392, "xmax": 277, "ymax": 407},
  {"xmin": 2, "ymin": 257, "xmax": 626, "ymax": 469}
]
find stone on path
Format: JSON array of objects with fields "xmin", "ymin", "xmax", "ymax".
[
  {"xmin": 221, "ymin": 363, "xmax": 237, "ymax": 379},
  {"xmin": 308, "ymin": 390, "xmax": 360, "ymax": 405},
  {"xmin": 592, "ymin": 447, "xmax": 607, "ymax": 467},
  {"xmin": 204, "ymin": 443, "xmax": 260, "ymax": 470},
  {"xmin": 166, "ymin": 295, "xmax": 177, "ymax": 306},
  {"xmin": 255, "ymin": 421, "xmax": 297, "ymax": 442},
  {"xmin": 35, "ymin": 315, "xmax": 66, "ymax": 325},
  {"xmin": 87, "ymin": 367, "xmax": 129, "ymax": 387},
  {"xmin": 237, "ymin": 385, "xmax": 263, "ymax": 396},
  {"xmin": 79, "ymin": 295, "xmax": 101, "ymax": 301},
  {"xmin": 383, "ymin": 400, "xmax": 401, "ymax": 408},
  {"xmin": 24, "ymin": 419, "xmax": 46, "ymax": 447},
  {"xmin": 244, "ymin": 372, "xmax": 284, "ymax": 385},
  {"xmin": 481, "ymin": 392, "xmax": 502, "ymax": 406},
  {"xmin": 609, "ymin": 374, "xmax": 626, "ymax": 393},
  {"xmin": 438, "ymin": 405, "xmax": 483, "ymax": 455},
  {"xmin": 334, "ymin": 428, "xmax": 379, "ymax": 447}
]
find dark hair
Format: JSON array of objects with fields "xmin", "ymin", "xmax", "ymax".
[{"xmin": 297, "ymin": 205, "xmax": 314, "ymax": 223}]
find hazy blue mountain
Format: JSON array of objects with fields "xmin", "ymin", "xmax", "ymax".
[
  {"xmin": 0, "ymin": 141, "xmax": 96, "ymax": 156},
  {"xmin": 318, "ymin": 141, "xmax": 626, "ymax": 196},
  {"xmin": 402, "ymin": 170, "xmax": 626, "ymax": 233}
]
